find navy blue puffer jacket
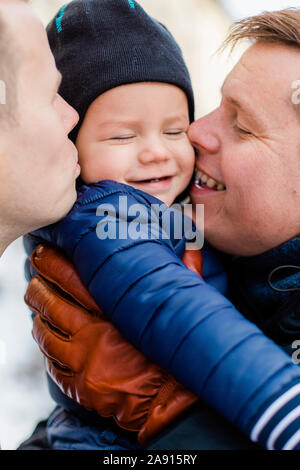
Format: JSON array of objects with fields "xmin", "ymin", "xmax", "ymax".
[{"xmin": 28, "ymin": 181, "xmax": 300, "ymax": 450}]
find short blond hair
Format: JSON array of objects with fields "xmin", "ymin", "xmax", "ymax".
[{"xmin": 223, "ymin": 8, "xmax": 300, "ymax": 51}]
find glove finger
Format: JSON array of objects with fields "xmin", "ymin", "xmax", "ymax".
[
  {"xmin": 31, "ymin": 244, "xmax": 101, "ymax": 314},
  {"xmin": 45, "ymin": 358, "xmax": 95, "ymax": 412},
  {"xmin": 26, "ymin": 275, "xmax": 99, "ymax": 337},
  {"xmin": 45, "ymin": 358, "xmax": 76, "ymax": 398},
  {"xmin": 32, "ymin": 314, "xmax": 75, "ymax": 372}
]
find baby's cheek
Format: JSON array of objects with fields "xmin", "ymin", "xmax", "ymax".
[
  {"xmin": 182, "ymin": 144, "xmax": 196, "ymax": 175},
  {"xmin": 77, "ymin": 159, "xmax": 100, "ymax": 184},
  {"xmin": 76, "ymin": 148, "xmax": 92, "ymax": 182},
  {"xmin": 78, "ymin": 170, "xmax": 93, "ymax": 184}
]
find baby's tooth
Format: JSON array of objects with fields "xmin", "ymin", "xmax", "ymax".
[
  {"xmin": 206, "ymin": 178, "xmax": 217, "ymax": 189},
  {"xmin": 200, "ymin": 174, "xmax": 208, "ymax": 183},
  {"xmin": 217, "ymin": 183, "xmax": 225, "ymax": 191}
]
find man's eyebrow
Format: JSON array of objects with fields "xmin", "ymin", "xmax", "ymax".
[
  {"xmin": 225, "ymin": 95, "xmax": 247, "ymax": 112},
  {"xmin": 220, "ymin": 81, "xmax": 263, "ymax": 125},
  {"xmin": 220, "ymin": 81, "xmax": 245, "ymax": 111}
]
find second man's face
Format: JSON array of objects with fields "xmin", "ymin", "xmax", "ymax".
[
  {"xmin": 189, "ymin": 42, "xmax": 300, "ymax": 256},
  {"xmin": 76, "ymin": 82, "xmax": 195, "ymax": 206}
]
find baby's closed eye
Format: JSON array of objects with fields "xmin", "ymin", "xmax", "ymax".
[
  {"xmin": 164, "ymin": 128, "xmax": 188, "ymax": 137},
  {"xmin": 108, "ymin": 134, "xmax": 136, "ymax": 142}
]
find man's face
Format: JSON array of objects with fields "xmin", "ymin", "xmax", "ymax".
[
  {"xmin": 0, "ymin": 2, "xmax": 80, "ymax": 236},
  {"xmin": 189, "ymin": 42, "xmax": 300, "ymax": 256},
  {"xmin": 76, "ymin": 82, "xmax": 195, "ymax": 206}
]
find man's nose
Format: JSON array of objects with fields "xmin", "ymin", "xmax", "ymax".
[
  {"xmin": 138, "ymin": 142, "xmax": 171, "ymax": 165},
  {"xmin": 59, "ymin": 95, "xmax": 80, "ymax": 134},
  {"xmin": 188, "ymin": 112, "xmax": 220, "ymax": 155}
]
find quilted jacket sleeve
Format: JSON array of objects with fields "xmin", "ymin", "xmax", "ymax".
[{"xmin": 32, "ymin": 180, "xmax": 300, "ymax": 450}]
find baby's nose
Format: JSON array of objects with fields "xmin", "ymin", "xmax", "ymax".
[{"xmin": 138, "ymin": 145, "xmax": 170, "ymax": 164}]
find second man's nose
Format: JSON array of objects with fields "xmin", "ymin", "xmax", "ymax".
[{"xmin": 188, "ymin": 115, "xmax": 220, "ymax": 154}]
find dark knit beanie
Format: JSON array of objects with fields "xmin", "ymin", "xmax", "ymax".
[{"xmin": 47, "ymin": 0, "xmax": 194, "ymax": 143}]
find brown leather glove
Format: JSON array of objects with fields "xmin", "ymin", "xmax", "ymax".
[{"xmin": 25, "ymin": 244, "xmax": 202, "ymax": 446}]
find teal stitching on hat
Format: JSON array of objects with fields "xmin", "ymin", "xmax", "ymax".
[
  {"xmin": 56, "ymin": 4, "xmax": 68, "ymax": 34},
  {"xmin": 128, "ymin": 0, "xmax": 135, "ymax": 8}
]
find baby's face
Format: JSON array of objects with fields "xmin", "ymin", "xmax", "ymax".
[{"xmin": 76, "ymin": 82, "xmax": 195, "ymax": 205}]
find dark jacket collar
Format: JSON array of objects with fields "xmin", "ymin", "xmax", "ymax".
[{"xmin": 226, "ymin": 237, "xmax": 300, "ymax": 345}]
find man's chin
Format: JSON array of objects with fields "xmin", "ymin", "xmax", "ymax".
[
  {"xmin": 48, "ymin": 190, "xmax": 77, "ymax": 225},
  {"xmin": 202, "ymin": 222, "xmax": 242, "ymax": 256},
  {"xmin": 205, "ymin": 230, "xmax": 268, "ymax": 257}
]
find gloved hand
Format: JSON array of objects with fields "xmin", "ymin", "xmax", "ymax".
[{"xmin": 26, "ymin": 243, "xmax": 202, "ymax": 445}]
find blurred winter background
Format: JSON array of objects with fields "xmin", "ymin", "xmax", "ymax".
[{"xmin": 0, "ymin": 0, "xmax": 299, "ymax": 450}]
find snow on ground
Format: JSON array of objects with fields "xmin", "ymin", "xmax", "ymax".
[{"xmin": 0, "ymin": 238, "xmax": 55, "ymax": 450}]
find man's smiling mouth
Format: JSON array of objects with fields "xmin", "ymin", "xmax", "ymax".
[{"xmin": 194, "ymin": 169, "xmax": 226, "ymax": 191}]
